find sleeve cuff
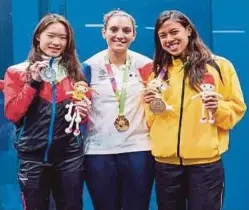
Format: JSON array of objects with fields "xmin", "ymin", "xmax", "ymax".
[{"xmin": 29, "ymin": 79, "xmax": 42, "ymax": 90}]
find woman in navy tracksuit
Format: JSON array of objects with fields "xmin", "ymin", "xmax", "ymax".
[{"xmin": 3, "ymin": 14, "xmax": 89, "ymax": 210}]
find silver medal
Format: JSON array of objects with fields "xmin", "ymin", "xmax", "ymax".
[{"xmin": 40, "ymin": 58, "xmax": 56, "ymax": 83}]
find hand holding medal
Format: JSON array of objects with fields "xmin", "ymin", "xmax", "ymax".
[
  {"xmin": 29, "ymin": 60, "xmax": 50, "ymax": 82},
  {"xmin": 40, "ymin": 57, "xmax": 57, "ymax": 83},
  {"xmin": 147, "ymin": 79, "xmax": 170, "ymax": 113},
  {"xmin": 144, "ymin": 68, "xmax": 173, "ymax": 113}
]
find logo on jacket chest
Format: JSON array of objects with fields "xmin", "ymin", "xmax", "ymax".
[{"xmin": 98, "ymin": 69, "xmax": 108, "ymax": 80}]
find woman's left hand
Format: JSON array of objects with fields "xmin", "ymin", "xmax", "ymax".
[
  {"xmin": 203, "ymin": 93, "xmax": 219, "ymax": 114},
  {"xmin": 75, "ymin": 101, "xmax": 90, "ymax": 118}
]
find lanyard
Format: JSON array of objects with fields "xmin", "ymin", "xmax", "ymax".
[
  {"xmin": 104, "ymin": 55, "xmax": 131, "ymax": 115},
  {"xmin": 157, "ymin": 67, "xmax": 167, "ymax": 81}
]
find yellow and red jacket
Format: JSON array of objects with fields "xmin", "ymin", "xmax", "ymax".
[{"xmin": 145, "ymin": 56, "xmax": 247, "ymax": 165}]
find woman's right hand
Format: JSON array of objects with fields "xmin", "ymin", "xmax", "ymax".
[
  {"xmin": 29, "ymin": 60, "xmax": 49, "ymax": 82},
  {"xmin": 75, "ymin": 101, "xmax": 90, "ymax": 119},
  {"xmin": 144, "ymin": 89, "xmax": 157, "ymax": 104}
]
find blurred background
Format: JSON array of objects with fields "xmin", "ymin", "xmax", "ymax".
[{"xmin": 0, "ymin": 0, "xmax": 248, "ymax": 209}]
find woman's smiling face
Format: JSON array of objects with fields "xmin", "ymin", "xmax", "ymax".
[
  {"xmin": 102, "ymin": 15, "xmax": 136, "ymax": 54},
  {"xmin": 158, "ymin": 19, "xmax": 191, "ymax": 57}
]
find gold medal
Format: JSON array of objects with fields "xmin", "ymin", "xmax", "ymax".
[
  {"xmin": 114, "ymin": 115, "xmax": 130, "ymax": 132},
  {"xmin": 149, "ymin": 98, "xmax": 166, "ymax": 113}
]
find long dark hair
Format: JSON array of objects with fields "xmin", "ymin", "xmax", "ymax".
[
  {"xmin": 154, "ymin": 10, "xmax": 213, "ymax": 89},
  {"xmin": 28, "ymin": 14, "xmax": 84, "ymax": 82}
]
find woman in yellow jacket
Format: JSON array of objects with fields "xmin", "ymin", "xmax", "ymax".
[{"xmin": 144, "ymin": 10, "xmax": 246, "ymax": 210}]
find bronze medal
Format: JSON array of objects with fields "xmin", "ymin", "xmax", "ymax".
[
  {"xmin": 114, "ymin": 115, "xmax": 130, "ymax": 132},
  {"xmin": 149, "ymin": 98, "xmax": 166, "ymax": 113}
]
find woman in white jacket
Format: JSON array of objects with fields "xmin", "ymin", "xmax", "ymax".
[{"xmin": 82, "ymin": 9, "xmax": 155, "ymax": 210}]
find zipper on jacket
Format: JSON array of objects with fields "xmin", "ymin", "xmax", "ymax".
[
  {"xmin": 44, "ymin": 81, "xmax": 56, "ymax": 162},
  {"xmin": 177, "ymin": 75, "xmax": 186, "ymax": 165},
  {"xmin": 17, "ymin": 117, "xmax": 27, "ymax": 142},
  {"xmin": 77, "ymin": 135, "xmax": 81, "ymax": 144}
]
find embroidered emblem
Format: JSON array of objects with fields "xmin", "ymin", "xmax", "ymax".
[{"xmin": 98, "ymin": 69, "xmax": 107, "ymax": 80}]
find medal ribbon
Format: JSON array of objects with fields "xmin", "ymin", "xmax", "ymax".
[
  {"xmin": 49, "ymin": 57, "xmax": 56, "ymax": 83},
  {"xmin": 157, "ymin": 68, "xmax": 167, "ymax": 82},
  {"xmin": 49, "ymin": 57, "xmax": 55, "ymax": 68},
  {"xmin": 104, "ymin": 55, "xmax": 131, "ymax": 116}
]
